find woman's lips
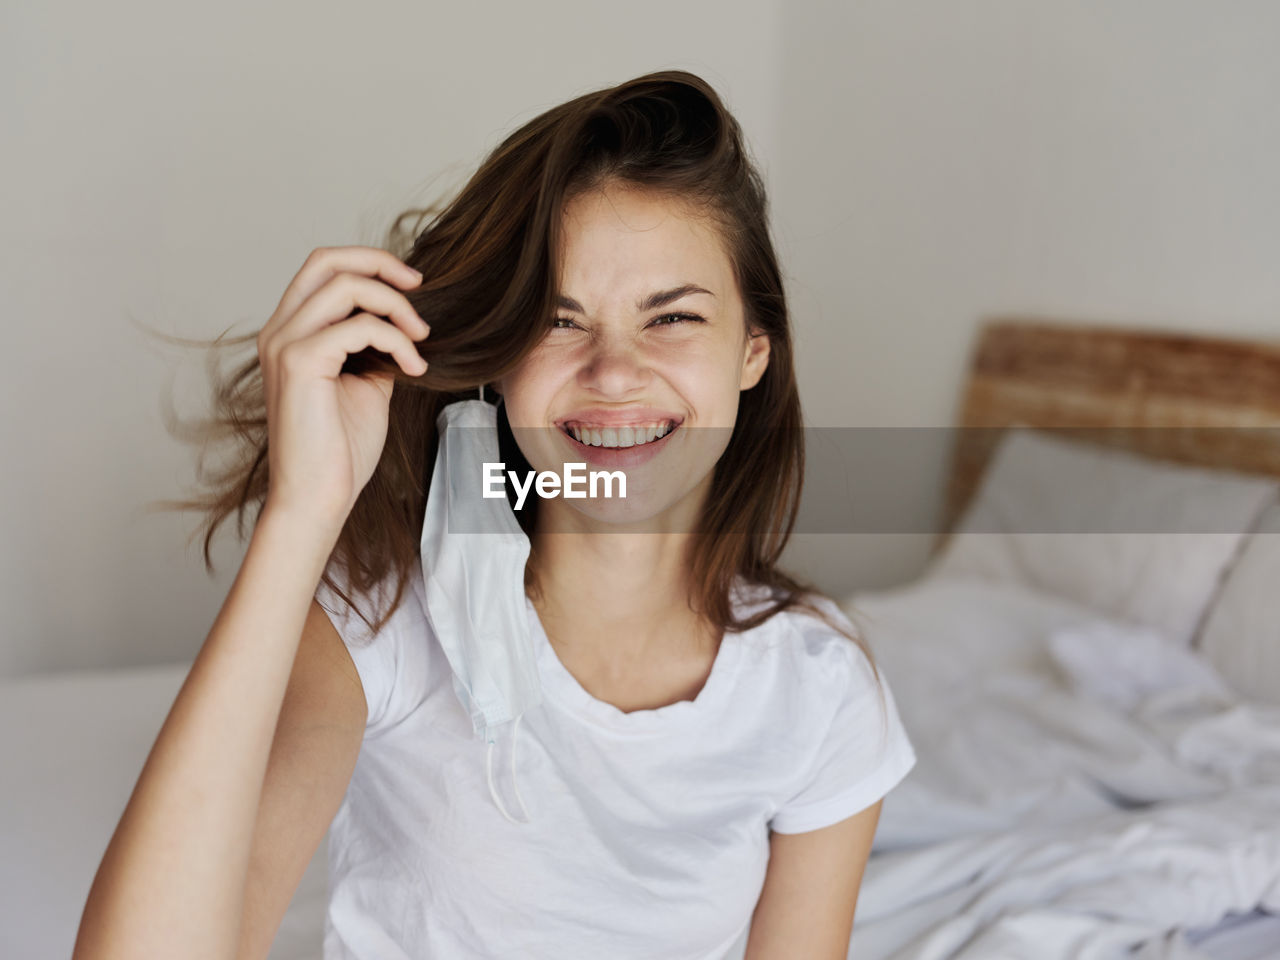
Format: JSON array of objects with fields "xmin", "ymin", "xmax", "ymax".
[{"xmin": 557, "ymin": 422, "xmax": 678, "ymax": 469}]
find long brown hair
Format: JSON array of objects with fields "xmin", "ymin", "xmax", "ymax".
[{"xmin": 150, "ymin": 69, "xmax": 878, "ymax": 679}]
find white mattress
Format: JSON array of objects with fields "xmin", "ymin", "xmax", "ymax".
[{"xmin": 0, "ymin": 664, "xmax": 324, "ymax": 960}]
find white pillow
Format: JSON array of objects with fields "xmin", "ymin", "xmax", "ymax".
[
  {"xmin": 1196, "ymin": 502, "xmax": 1280, "ymax": 704},
  {"xmin": 923, "ymin": 428, "xmax": 1279, "ymax": 647}
]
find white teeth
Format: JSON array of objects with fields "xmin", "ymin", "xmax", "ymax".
[{"xmin": 565, "ymin": 420, "xmax": 676, "ymax": 448}]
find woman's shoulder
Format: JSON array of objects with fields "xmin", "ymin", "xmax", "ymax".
[
  {"xmin": 316, "ymin": 554, "xmax": 431, "ymax": 639},
  {"xmin": 730, "ymin": 580, "xmax": 871, "ymax": 680},
  {"xmin": 314, "ymin": 554, "xmax": 437, "ymax": 734}
]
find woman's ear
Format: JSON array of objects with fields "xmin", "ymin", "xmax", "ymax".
[{"xmin": 739, "ymin": 328, "xmax": 770, "ymax": 391}]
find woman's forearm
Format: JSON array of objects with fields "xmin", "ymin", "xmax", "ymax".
[{"xmin": 72, "ymin": 503, "xmax": 343, "ymax": 960}]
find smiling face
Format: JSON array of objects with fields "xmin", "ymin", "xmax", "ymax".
[{"xmin": 497, "ymin": 181, "xmax": 770, "ymax": 531}]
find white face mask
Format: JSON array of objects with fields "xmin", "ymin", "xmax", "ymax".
[{"xmin": 419, "ymin": 391, "xmax": 540, "ymax": 823}]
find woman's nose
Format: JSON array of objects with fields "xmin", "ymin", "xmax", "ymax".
[{"xmin": 577, "ymin": 335, "xmax": 651, "ymax": 395}]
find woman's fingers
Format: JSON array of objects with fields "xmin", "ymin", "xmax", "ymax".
[
  {"xmin": 261, "ymin": 245, "xmax": 424, "ymax": 346},
  {"xmin": 288, "ymin": 272, "xmax": 431, "ymax": 346},
  {"xmin": 303, "ymin": 313, "xmax": 430, "ymax": 380}
]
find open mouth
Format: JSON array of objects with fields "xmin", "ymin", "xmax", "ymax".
[{"xmin": 558, "ymin": 419, "xmax": 681, "ymax": 449}]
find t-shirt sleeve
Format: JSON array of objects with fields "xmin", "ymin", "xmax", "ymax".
[
  {"xmin": 768, "ymin": 616, "xmax": 917, "ymax": 835},
  {"xmin": 313, "ymin": 559, "xmax": 408, "ymax": 737}
]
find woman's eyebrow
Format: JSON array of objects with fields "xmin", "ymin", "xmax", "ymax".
[{"xmin": 555, "ymin": 284, "xmax": 717, "ymax": 314}]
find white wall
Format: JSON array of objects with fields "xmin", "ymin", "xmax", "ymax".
[
  {"xmin": 774, "ymin": 0, "xmax": 1280, "ymax": 598},
  {"xmin": 4, "ymin": 1, "xmax": 1277, "ymax": 675},
  {"xmin": 0, "ymin": 0, "xmax": 782, "ymax": 676}
]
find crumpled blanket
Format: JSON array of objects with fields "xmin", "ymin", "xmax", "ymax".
[{"xmin": 837, "ymin": 577, "xmax": 1280, "ymax": 960}]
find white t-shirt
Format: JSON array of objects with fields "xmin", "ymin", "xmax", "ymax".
[{"xmin": 315, "ymin": 557, "xmax": 916, "ymax": 960}]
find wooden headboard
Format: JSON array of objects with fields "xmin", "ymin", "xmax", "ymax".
[{"xmin": 936, "ymin": 317, "xmax": 1280, "ymax": 547}]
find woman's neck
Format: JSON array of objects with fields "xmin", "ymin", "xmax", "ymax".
[{"xmin": 528, "ymin": 523, "xmax": 718, "ymax": 670}]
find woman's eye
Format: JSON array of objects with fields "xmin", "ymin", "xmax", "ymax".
[
  {"xmin": 649, "ymin": 312, "xmax": 705, "ymax": 327},
  {"xmin": 552, "ymin": 314, "xmax": 705, "ymax": 330}
]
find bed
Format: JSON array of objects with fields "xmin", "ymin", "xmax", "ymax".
[
  {"xmin": 0, "ymin": 664, "xmax": 330, "ymax": 959},
  {"xmin": 830, "ymin": 318, "xmax": 1280, "ymax": 959},
  {"xmin": 12, "ymin": 638, "xmax": 1277, "ymax": 960},
  {"xmin": 4, "ymin": 319, "xmax": 1279, "ymax": 960}
]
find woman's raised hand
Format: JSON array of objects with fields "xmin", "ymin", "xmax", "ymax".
[{"xmin": 257, "ymin": 245, "xmax": 430, "ymax": 526}]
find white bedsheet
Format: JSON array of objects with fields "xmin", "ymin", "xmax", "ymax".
[{"xmin": 843, "ymin": 575, "xmax": 1280, "ymax": 960}]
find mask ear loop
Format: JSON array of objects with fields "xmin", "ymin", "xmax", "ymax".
[{"xmin": 485, "ymin": 716, "xmax": 532, "ymax": 824}]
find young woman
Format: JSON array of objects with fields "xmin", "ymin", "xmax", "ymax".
[{"xmin": 73, "ymin": 70, "xmax": 916, "ymax": 960}]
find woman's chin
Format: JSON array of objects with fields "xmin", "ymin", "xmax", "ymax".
[{"xmin": 538, "ymin": 494, "xmax": 696, "ymax": 534}]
